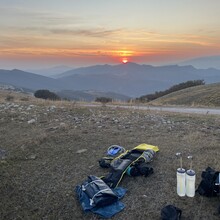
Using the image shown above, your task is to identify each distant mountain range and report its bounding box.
[26,65,73,77]
[57,62,220,96]
[25,55,220,77]
[0,69,64,91]
[1,62,220,99]
[179,55,220,70]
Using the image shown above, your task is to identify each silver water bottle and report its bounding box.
[176,153,186,197]
[186,155,196,197]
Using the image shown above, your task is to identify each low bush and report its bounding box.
[95,97,112,105]
[5,95,14,101]
[34,90,60,101]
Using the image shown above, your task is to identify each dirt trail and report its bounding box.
[83,103,220,115]
[119,105,220,115]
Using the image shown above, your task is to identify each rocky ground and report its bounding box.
[0,91,220,219]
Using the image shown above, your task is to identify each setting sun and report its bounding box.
[122,58,128,64]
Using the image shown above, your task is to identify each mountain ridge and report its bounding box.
[1,63,220,97]
[58,62,220,96]
[0,69,64,91]
[179,55,220,69]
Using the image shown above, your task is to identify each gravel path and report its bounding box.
[82,103,220,115]
[122,105,220,115]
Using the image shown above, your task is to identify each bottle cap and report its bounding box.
[177,168,185,173]
[186,169,195,176]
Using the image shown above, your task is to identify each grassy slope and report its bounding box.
[149,83,220,107]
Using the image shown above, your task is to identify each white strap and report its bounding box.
[90,188,111,206]
[82,179,103,191]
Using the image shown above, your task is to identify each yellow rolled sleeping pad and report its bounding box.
[133,143,159,152]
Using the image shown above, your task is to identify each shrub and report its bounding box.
[95,97,112,104]
[20,97,29,101]
[5,95,14,101]
[34,90,60,101]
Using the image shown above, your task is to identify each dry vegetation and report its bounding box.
[149,83,220,107]
[0,91,220,220]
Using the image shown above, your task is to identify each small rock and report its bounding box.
[21,111,29,115]
[20,145,26,151]
[60,122,66,128]
[46,126,58,131]
[28,119,36,124]
[30,155,37,160]
[0,149,6,160]
[26,105,35,110]
[89,165,95,169]
[48,105,56,111]
[76,149,87,154]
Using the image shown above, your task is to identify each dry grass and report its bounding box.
[149,83,220,107]
[0,91,220,220]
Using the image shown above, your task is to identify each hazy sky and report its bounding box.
[1,0,220,69]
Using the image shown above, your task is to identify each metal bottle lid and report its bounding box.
[186,169,195,176]
[177,168,186,173]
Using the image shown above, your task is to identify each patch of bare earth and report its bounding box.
[0,93,220,219]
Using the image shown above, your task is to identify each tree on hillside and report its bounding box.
[95,97,112,106]
[137,80,205,102]
[34,89,60,101]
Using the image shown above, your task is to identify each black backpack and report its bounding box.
[196,167,220,197]
[79,175,118,207]
[161,205,182,220]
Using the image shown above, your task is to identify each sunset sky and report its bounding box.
[1,0,220,69]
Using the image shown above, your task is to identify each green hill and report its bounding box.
[149,82,220,107]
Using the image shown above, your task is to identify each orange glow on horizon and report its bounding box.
[116,50,134,57]
[1,46,216,67]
